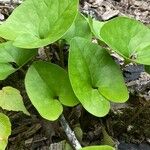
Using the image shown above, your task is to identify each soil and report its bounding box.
[0,0,150,150]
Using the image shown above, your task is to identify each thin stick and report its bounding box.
[0,0,22,4]
[60,115,82,150]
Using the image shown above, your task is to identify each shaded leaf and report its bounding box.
[74,124,83,142]
[69,37,128,117]
[101,127,115,147]
[25,61,79,121]
[0,0,79,48]
[50,140,73,150]
[0,41,37,80]
[145,65,150,74]
[0,86,29,115]
[62,13,92,43]
[64,141,73,150]
[80,145,115,150]
[100,17,150,65]
[0,113,11,150]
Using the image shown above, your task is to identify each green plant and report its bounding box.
[0,87,29,149]
[80,146,115,150]
[100,17,150,65]
[25,61,78,121]
[0,41,37,80]
[0,113,11,150]
[145,65,150,74]
[0,0,150,149]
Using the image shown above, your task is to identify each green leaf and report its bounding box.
[100,17,150,65]
[145,65,150,74]
[0,0,79,48]
[25,61,79,121]
[0,64,15,80]
[62,13,92,43]
[0,86,29,115]
[64,141,73,150]
[69,37,128,117]
[80,145,115,150]
[0,41,37,80]
[74,124,83,142]
[88,17,105,39]
[0,113,11,150]
[101,127,115,147]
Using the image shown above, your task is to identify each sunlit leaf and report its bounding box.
[0,86,29,115]
[100,17,150,65]
[0,113,11,150]
[62,13,92,43]
[25,61,79,121]
[69,37,128,117]
[88,17,105,39]
[0,0,79,48]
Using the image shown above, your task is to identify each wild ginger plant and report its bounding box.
[0,0,149,149]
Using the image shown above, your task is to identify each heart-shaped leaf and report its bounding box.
[0,41,37,80]
[25,61,79,121]
[80,145,115,150]
[0,0,79,48]
[69,37,128,117]
[100,17,150,65]
[0,113,11,150]
[62,13,92,43]
[0,86,29,115]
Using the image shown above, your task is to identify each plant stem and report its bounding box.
[45,48,51,61]
[58,40,65,68]
[59,115,82,150]
[57,41,81,149]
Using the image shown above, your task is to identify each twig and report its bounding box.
[0,5,13,9]
[60,115,82,150]
[0,0,22,4]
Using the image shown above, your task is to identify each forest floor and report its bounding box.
[0,0,150,150]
